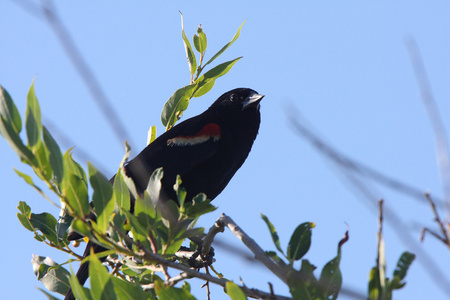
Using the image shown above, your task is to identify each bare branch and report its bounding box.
[422,192,450,249]
[110,223,291,299]
[202,219,225,255]
[38,0,133,148]
[142,272,191,290]
[420,227,447,244]
[406,38,450,217]
[287,108,450,295]
[286,107,440,206]
[376,199,387,297]
[217,213,289,285]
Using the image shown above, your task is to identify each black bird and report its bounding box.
[65,88,264,299]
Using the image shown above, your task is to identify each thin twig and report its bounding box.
[43,241,84,260]
[286,107,441,206]
[288,108,450,295]
[42,118,111,173]
[268,282,275,298]
[39,0,133,148]
[161,265,171,282]
[422,192,450,249]
[142,272,192,290]
[148,230,158,254]
[420,228,447,244]
[205,266,211,300]
[406,38,450,216]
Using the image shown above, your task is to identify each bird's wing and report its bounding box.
[125,115,223,194]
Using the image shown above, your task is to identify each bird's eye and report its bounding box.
[230,93,237,102]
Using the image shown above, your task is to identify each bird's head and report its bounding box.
[209,88,264,113]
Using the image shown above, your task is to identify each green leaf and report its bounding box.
[161,83,197,129]
[31,255,70,296]
[62,150,89,218]
[0,85,35,164]
[265,251,287,266]
[261,213,284,255]
[113,168,130,211]
[318,230,347,299]
[63,149,87,181]
[390,251,415,290]
[293,260,319,298]
[368,267,380,300]
[318,252,342,299]
[147,168,164,204]
[26,80,42,149]
[180,12,197,76]
[287,222,314,261]
[193,26,207,53]
[288,264,316,300]
[147,125,157,145]
[63,173,89,218]
[287,260,319,298]
[89,163,114,232]
[0,84,22,133]
[226,281,247,300]
[146,168,180,226]
[17,201,33,231]
[121,167,139,201]
[122,209,150,244]
[111,276,148,300]
[33,140,52,181]
[109,211,126,243]
[299,259,318,283]
[89,250,117,300]
[69,271,92,300]
[34,233,46,242]
[193,57,242,98]
[43,126,64,186]
[30,212,59,245]
[164,236,186,256]
[134,192,156,232]
[71,219,93,240]
[177,227,205,241]
[154,280,196,300]
[38,288,60,300]
[204,20,246,68]
[174,175,187,208]
[14,168,59,207]
[183,193,216,218]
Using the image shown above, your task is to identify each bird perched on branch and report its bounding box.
[65,88,264,300]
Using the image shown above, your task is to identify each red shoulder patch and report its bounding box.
[167,123,221,146]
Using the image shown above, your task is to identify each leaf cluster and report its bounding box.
[1,16,247,299]
[161,13,245,130]
[368,201,415,300]
[0,15,419,300]
[2,83,217,299]
[368,252,415,300]
[261,214,348,300]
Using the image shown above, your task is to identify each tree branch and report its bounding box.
[110,222,291,299]
[216,213,289,285]
[39,0,133,148]
[406,38,450,217]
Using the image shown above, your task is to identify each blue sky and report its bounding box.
[1,2,450,299]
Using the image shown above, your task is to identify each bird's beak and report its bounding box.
[243,93,265,109]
